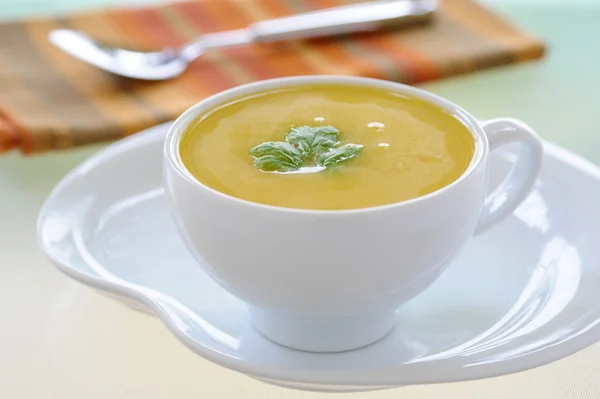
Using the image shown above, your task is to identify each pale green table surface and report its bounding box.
[1,1,600,398]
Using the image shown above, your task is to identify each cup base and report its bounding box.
[250,308,397,353]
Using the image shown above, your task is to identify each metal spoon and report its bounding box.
[48,0,437,80]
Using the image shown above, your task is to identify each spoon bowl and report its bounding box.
[49,29,190,80]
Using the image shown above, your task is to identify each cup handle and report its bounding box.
[474,118,544,235]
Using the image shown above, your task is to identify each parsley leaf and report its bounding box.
[317,144,363,167]
[286,125,339,156]
[250,141,302,172]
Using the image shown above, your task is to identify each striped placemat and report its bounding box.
[0,0,545,154]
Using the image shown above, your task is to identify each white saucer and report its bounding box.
[38,123,600,392]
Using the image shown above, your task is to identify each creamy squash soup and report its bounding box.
[180,84,475,210]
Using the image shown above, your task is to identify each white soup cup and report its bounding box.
[164,76,543,352]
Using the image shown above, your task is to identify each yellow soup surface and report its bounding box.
[180,84,475,210]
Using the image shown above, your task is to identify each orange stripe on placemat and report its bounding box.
[64,12,172,130]
[0,21,94,152]
[88,11,184,127]
[0,50,38,153]
[268,0,373,76]
[270,0,366,76]
[296,0,399,80]
[303,37,387,80]
[374,13,477,78]
[0,101,25,153]
[247,0,353,76]
[204,0,298,77]
[0,62,29,152]
[106,8,207,119]
[196,0,311,78]
[331,0,444,85]
[0,59,24,153]
[444,0,545,62]
[326,0,442,83]
[125,6,236,94]
[364,33,443,83]
[24,19,126,149]
[171,0,270,82]
[427,11,509,75]
[162,4,253,85]
[39,13,161,145]
[278,0,408,82]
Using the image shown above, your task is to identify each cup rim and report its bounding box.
[164,75,488,214]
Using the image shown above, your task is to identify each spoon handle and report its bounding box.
[249,0,436,43]
[183,0,436,61]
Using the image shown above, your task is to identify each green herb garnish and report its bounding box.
[316,143,364,167]
[286,125,339,156]
[250,125,363,173]
[249,141,301,172]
